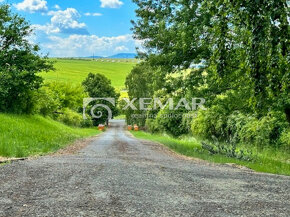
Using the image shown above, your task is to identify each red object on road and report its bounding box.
[98,124,105,131]
[128,125,132,131]
[134,125,139,131]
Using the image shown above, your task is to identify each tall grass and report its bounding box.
[131,131,290,176]
[0,113,99,157]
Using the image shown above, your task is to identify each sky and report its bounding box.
[1,0,139,57]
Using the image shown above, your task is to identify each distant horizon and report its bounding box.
[48,52,137,59]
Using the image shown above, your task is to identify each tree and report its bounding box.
[82,73,119,125]
[125,62,158,126]
[0,5,54,113]
[132,0,289,119]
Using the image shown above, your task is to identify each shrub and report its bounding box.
[32,86,60,116]
[181,111,197,135]
[191,105,229,139]
[145,117,160,133]
[56,108,83,127]
[227,111,288,148]
[46,82,86,111]
[280,129,290,150]
[153,105,188,137]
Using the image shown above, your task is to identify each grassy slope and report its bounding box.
[0,114,99,157]
[131,131,290,176]
[40,59,136,90]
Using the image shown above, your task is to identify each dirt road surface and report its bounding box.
[0,120,289,216]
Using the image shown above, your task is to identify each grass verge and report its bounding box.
[0,113,100,157]
[131,131,290,176]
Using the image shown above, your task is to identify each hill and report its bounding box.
[108,53,137,59]
[40,58,136,90]
[0,114,98,157]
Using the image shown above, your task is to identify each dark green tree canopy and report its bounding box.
[82,73,120,125]
[0,4,53,113]
[132,0,289,117]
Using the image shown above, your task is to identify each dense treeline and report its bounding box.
[126,0,289,149]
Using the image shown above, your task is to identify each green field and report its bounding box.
[0,114,99,157]
[131,131,290,176]
[40,58,136,90]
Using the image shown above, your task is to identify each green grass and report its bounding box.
[40,58,136,90]
[114,114,126,120]
[131,131,290,176]
[0,113,99,158]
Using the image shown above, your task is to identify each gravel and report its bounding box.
[0,120,289,217]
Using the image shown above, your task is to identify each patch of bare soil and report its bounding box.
[52,135,101,156]
[0,157,27,164]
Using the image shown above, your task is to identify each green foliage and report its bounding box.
[32,85,60,116]
[153,105,188,137]
[132,0,289,117]
[129,0,290,155]
[44,82,85,112]
[280,129,290,150]
[0,5,54,114]
[125,63,158,126]
[191,106,229,139]
[82,73,120,125]
[193,109,289,149]
[231,112,288,148]
[32,82,92,127]
[56,108,83,127]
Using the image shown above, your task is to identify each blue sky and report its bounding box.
[1,0,139,57]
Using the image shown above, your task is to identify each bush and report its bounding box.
[151,105,188,137]
[145,117,160,133]
[32,86,60,116]
[45,82,85,112]
[181,111,197,135]
[226,111,288,147]
[280,129,290,150]
[56,109,83,127]
[191,105,229,139]
[192,107,289,148]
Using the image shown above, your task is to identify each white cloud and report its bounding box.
[14,0,48,13]
[34,8,88,35]
[115,45,129,52]
[37,34,138,57]
[100,0,123,8]
[54,4,60,10]
[84,12,102,17]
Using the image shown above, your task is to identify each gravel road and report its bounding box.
[0,120,289,217]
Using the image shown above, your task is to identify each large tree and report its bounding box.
[132,0,289,118]
[0,4,53,113]
[82,73,119,125]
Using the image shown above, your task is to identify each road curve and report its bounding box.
[0,120,289,216]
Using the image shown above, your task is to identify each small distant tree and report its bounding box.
[0,5,54,113]
[82,73,119,125]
